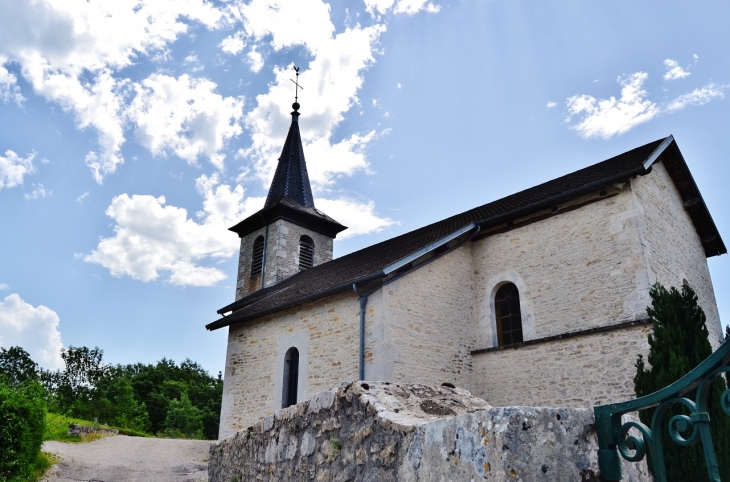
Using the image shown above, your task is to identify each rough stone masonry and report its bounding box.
[208,382,650,481]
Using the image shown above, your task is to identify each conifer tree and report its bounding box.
[634,283,730,482]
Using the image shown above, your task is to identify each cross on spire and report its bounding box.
[290,66,303,105]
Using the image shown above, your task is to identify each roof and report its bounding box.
[264,106,315,209]
[207,136,725,331]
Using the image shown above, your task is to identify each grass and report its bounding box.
[27,451,61,481]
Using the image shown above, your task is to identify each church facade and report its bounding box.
[207,103,726,440]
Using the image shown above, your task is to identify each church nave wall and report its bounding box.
[471,186,651,349]
[631,161,723,348]
[219,292,360,439]
[470,323,651,408]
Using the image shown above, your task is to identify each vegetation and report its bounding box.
[0,374,47,481]
[634,283,730,482]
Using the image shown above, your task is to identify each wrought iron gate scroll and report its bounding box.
[594,340,730,482]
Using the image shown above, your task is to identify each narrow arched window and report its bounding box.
[251,236,264,279]
[299,235,314,271]
[282,347,299,408]
[495,283,523,346]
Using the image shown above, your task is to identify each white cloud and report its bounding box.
[76,191,90,204]
[246,46,264,73]
[128,74,244,170]
[315,198,396,239]
[693,54,699,62]
[0,284,9,291]
[24,183,52,200]
[666,83,725,112]
[0,150,36,189]
[566,72,660,139]
[85,174,262,286]
[0,0,225,182]
[0,64,24,105]
[566,72,727,139]
[546,101,557,109]
[364,0,440,15]
[239,22,385,188]
[397,82,401,89]
[664,59,690,81]
[220,32,246,55]
[0,293,64,370]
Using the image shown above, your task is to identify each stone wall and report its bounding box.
[235,220,334,299]
[219,292,361,439]
[209,382,651,482]
[365,246,478,389]
[67,424,119,437]
[471,185,651,350]
[631,161,724,348]
[471,323,652,408]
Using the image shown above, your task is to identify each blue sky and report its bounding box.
[1,0,728,375]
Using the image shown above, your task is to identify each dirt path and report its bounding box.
[42,435,211,482]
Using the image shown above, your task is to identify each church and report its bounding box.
[207,101,726,440]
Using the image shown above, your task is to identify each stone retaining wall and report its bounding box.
[67,424,119,437]
[209,382,650,481]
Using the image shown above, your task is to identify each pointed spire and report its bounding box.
[264,102,315,209]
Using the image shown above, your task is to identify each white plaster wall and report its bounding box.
[631,161,724,348]
[219,292,359,439]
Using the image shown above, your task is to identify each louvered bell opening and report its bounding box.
[299,236,314,271]
[250,236,264,278]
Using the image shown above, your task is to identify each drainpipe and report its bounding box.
[259,214,269,290]
[352,224,481,381]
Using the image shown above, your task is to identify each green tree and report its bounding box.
[634,283,730,481]
[0,346,38,386]
[163,391,203,439]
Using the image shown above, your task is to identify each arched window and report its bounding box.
[282,347,299,408]
[299,235,314,270]
[250,236,264,279]
[495,283,523,346]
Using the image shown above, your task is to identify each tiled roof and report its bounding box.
[264,107,315,209]
[207,136,725,330]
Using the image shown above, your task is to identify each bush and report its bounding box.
[0,377,47,481]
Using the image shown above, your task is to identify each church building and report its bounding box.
[207,101,726,440]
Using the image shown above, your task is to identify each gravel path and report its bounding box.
[41,435,211,482]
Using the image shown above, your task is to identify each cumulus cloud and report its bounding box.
[76,191,90,204]
[546,101,557,109]
[0,284,9,291]
[0,64,24,105]
[220,32,246,55]
[315,198,396,239]
[566,72,727,139]
[0,293,64,370]
[364,0,441,15]
[664,59,690,80]
[128,74,244,170]
[0,150,36,189]
[24,183,52,200]
[566,72,659,139]
[0,0,225,182]
[85,174,262,286]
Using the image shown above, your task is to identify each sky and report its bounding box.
[1,0,729,376]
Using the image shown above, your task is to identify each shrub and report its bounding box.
[0,377,47,481]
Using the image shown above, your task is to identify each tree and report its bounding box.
[163,391,203,439]
[634,283,730,481]
[0,346,38,386]
[0,376,46,481]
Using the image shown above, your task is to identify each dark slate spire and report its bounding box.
[264,102,315,209]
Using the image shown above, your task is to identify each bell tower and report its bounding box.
[228,99,347,300]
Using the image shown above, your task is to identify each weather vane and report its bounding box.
[290,66,303,104]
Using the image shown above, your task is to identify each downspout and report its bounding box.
[352,224,481,381]
[259,214,269,290]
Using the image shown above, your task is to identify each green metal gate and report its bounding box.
[594,340,730,481]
